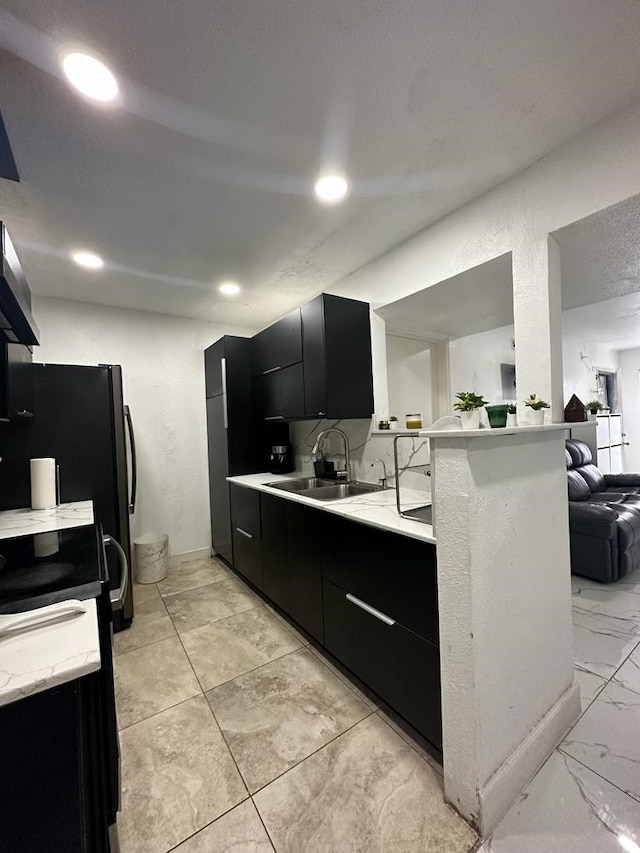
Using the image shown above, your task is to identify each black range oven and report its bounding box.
[0,524,121,852]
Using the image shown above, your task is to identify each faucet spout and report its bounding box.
[311,427,351,480]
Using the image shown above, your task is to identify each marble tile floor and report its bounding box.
[115,556,477,853]
[116,558,640,852]
[482,568,640,851]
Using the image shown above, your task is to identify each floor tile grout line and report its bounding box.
[556,744,640,805]
[159,569,255,601]
[163,795,253,853]
[200,643,311,696]
[172,601,267,639]
[117,689,204,734]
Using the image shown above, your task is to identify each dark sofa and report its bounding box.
[566,439,640,583]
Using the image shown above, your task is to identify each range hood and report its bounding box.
[0,222,39,347]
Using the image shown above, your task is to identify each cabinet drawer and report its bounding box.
[287,502,324,643]
[323,579,442,748]
[251,310,302,376]
[232,523,263,589]
[230,484,261,536]
[322,516,438,644]
[253,363,304,421]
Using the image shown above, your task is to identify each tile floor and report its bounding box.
[114,557,640,853]
[481,569,640,852]
[114,557,477,853]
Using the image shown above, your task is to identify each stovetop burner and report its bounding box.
[0,525,105,613]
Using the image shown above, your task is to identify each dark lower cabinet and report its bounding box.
[286,502,324,643]
[323,579,442,749]
[230,484,263,589]
[260,493,289,610]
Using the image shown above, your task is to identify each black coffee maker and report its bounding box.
[269,443,294,474]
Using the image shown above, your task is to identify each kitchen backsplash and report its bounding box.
[289,417,432,497]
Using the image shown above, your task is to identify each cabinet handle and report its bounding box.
[262,365,282,375]
[265,415,285,421]
[346,593,395,626]
[221,357,228,429]
[236,527,254,539]
[317,412,326,416]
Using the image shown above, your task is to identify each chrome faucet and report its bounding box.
[312,427,351,480]
[371,458,388,488]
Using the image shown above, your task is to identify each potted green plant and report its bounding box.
[585,400,604,420]
[505,403,517,427]
[453,391,488,429]
[389,415,400,431]
[524,393,550,425]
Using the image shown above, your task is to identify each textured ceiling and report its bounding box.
[2,1,640,327]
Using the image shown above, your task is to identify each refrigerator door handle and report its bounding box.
[104,534,130,612]
[124,405,137,514]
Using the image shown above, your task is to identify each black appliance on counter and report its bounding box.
[0,524,122,852]
[269,443,293,474]
[0,363,136,631]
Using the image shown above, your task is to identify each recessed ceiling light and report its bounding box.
[314,174,349,204]
[72,251,104,270]
[62,53,118,103]
[219,281,241,296]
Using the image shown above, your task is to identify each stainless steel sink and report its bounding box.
[265,477,335,493]
[301,481,384,501]
[265,478,385,501]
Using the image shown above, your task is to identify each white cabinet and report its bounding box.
[596,414,624,474]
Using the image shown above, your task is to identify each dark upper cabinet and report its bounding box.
[0,342,34,421]
[253,363,305,421]
[251,309,302,377]
[251,294,374,422]
[0,223,39,347]
[204,338,225,398]
[302,294,373,419]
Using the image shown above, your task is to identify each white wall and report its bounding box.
[32,296,254,556]
[617,348,640,471]
[562,307,619,406]
[386,334,433,427]
[449,325,515,407]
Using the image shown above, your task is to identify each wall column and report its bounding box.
[512,235,564,421]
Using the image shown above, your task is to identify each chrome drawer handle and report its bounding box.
[236,527,254,539]
[346,593,395,626]
[262,366,282,375]
[265,415,285,421]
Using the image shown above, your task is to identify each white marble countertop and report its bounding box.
[418,423,571,439]
[0,598,101,708]
[0,501,95,540]
[227,473,435,544]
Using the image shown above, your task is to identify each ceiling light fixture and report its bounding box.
[72,250,104,270]
[62,53,118,103]
[218,281,241,296]
[314,174,349,204]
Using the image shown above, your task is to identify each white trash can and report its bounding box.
[134,533,169,583]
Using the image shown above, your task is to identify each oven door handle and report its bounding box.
[104,534,129,612]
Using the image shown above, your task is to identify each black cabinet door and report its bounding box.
[301,295,327,418]
[0,681,87,852]
[204,338,225,399]
[230,485,263,588]
[253,362,305,421]
[322,294,373,419]
[286,502,324,642]
[260,493,289,610]
[251,309,302,376]
[206,395,232,564]
[322,516,438,644]
[323,579,442,748]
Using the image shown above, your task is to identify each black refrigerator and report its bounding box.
[0,363,136,631]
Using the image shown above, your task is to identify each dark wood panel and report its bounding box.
[323,294,373,419]
[207,395,232,564]
[204,338,225,399]
[232,524,263,589]
[323,578,442,748]
[301,295,327,418]
[286,501,324,642]
[251,309,302,376]
[253,362,305,420]
[322,515,438,644]
[260,492,289,610]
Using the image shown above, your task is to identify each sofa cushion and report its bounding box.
[566,439,593,468]
[576,463,607,493]
[568,469,591,501]
[589,492,640,506]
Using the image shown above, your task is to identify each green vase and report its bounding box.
[486,405,508,428]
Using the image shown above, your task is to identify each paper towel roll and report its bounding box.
[34,530,60,557]
[30,458,57,510]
